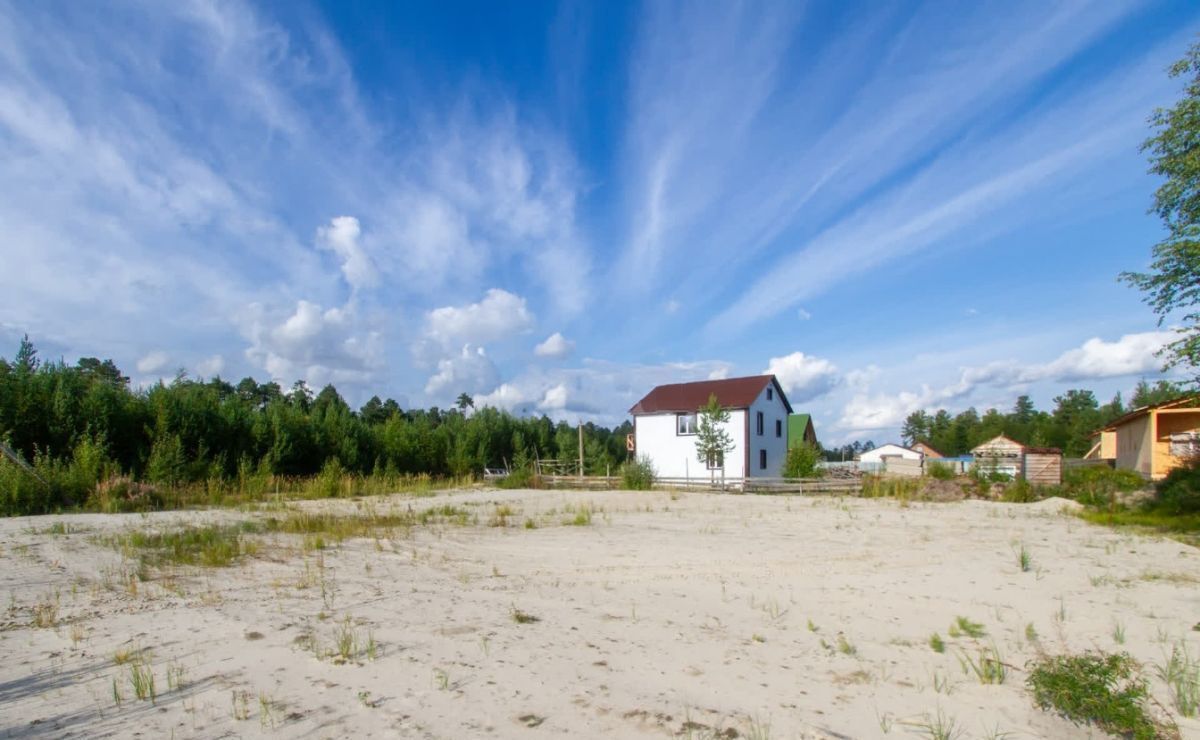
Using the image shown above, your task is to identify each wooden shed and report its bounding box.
[971,435,1025,478]
[1022,447,1062,486]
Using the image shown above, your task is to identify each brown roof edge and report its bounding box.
[1096,395,1200,433]
[1024,447,1062,455]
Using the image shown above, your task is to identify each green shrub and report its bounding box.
[925,461,955,480]
[1063,465,1148,507]
[1026,651,1172,740]
[1155,458,1200,515]
[1001,479,1040,503]
[496,468,543,489]
[782,443,823,479]
[619,455,655,490]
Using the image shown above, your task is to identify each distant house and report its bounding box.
[1088,397,1200,479]
[858,443,922,464]
[629,375,792,480]
[787,414,818,449]
[971,435,1062,484]
[911,441,943,459]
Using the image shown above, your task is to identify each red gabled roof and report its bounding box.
[629,375,792,415]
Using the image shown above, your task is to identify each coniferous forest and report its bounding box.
[895,380,1184,459]
[0,337,632,515]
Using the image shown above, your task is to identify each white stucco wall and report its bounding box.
[859,444,922,464]
[635,409,747,480]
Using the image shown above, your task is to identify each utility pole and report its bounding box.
[577,421,584,479]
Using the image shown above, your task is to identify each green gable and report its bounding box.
[788,414,816,448]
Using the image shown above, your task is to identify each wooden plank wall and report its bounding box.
[1024,453,1062,486]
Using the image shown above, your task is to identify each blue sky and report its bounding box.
[1,1,1198,444]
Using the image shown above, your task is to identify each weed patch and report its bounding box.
[1026,651,1175,740]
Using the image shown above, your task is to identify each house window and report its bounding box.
[756,411,764,436]
[759,449,767,470]
[767,388,773,401]
[676,413,698,435]
[775,419,782,438]
[706,451,723,469]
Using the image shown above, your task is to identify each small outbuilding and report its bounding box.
[1088,397,1200,479]
[971,435,1062,484]
[787,414,818,449]
[858,443,922,464]
[911,441,944,459]
[1023,447,1063,486]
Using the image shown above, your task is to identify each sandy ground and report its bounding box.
[1,489,1199,739]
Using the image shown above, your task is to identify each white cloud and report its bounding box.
[617,0,1143,311]
[425,289,534,347]
[764,351,839,403]
[1042,331,1172,382]
[317,216,377,291]
[534,332,574,358]
[797,308,812,321]
[239,300,382,387]
[839,388,934,432]
[475,382,528,411]
[424,344,499,397]
[834,330,1176,433]
[195,354,225,377]
[539,383,569,411]
[136,351,170,374]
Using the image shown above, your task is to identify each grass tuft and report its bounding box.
[948,616,986,639]
[1156,641,1200,717]
[1027,651,1175,740]
[929,633,945,653]
[511,607,541,624]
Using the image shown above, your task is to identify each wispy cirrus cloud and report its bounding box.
[0,0,589,401]
[612,0,1159,339]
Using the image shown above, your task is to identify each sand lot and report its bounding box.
[1,489,1198,739]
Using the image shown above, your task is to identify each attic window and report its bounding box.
[676,413,698,436]
[767,388,773,401]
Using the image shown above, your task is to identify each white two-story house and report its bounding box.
[629,375,793,481]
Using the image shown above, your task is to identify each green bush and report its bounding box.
[782,443,823,479]
[619,455,655,490]
[1001,479,1041,503]
[1026,651,1171,740]
[1155,458,1200,515]
[496,468,543,489]
[1063,465,1148,507]
[925,461,955,480]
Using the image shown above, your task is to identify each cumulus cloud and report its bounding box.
[195,354,225,377]
[317,216,377,291]
[475,382,529,411]
[425,289,534,347]
[534,332,574,359]
[764,351,839,403]
[839,389,933,431]
[424,345,500,396]
[239,300,381,386]
[539,383,569,411]
[835,331,1177,433]
[137,351,170,374]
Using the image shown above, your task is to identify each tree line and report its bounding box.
[0,337,632,512]
[897,381,1184,458]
